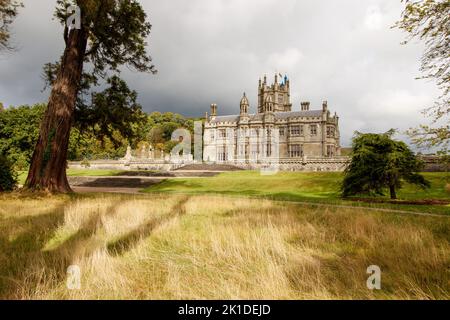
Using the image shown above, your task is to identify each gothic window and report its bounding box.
[327,126,335,138]
[250,144,259,159]
[210,131,215,141]
[279,128,285,136]
[310,125,317,136]
[219,129,226,138]
[326,145,334,157]
[218,146,227,162]
[290,125,300,136]
[266,143,272,157]
[240,128,247,138]
[289,144,303,158]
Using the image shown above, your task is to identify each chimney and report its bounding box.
[301,102,310,111]
[210,103,217,117]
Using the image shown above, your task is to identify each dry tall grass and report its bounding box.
[0,193,448,299]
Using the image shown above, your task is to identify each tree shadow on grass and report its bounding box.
[106,196,190,256]
[48,202,122,258]
[145,179,203,191]
[0,195,191,298]
[0,203,67,298]
[0,197,123,298]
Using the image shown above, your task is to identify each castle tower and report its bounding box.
[258,73,292,113]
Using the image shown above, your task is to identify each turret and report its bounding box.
[240,93,249,115]
[322,101,328,112]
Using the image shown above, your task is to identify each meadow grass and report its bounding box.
[0,193,448,299]
[144,171,450,215]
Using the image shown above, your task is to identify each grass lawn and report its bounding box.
[144,171,450,215]
[17,170,449,214]
[0,193,448,299]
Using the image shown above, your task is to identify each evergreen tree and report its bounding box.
[342,130,430,199]
[26,0,156,192]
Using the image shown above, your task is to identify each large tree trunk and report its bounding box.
[25,29,88,193]
[389,184,397,200]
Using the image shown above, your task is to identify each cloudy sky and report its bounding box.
[0,0,440,147]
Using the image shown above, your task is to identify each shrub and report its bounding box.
[0,155,17,191]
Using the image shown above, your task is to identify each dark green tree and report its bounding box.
[76,75,146,147]
[0,104,46,170]
[0,154,17,191]
[26,0,156,192]
[342,130,430,200]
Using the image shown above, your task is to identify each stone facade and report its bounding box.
[203,75,342,169]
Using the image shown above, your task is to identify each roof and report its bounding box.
[210,115,240,123]
[210,110,324,124]
[274,110,323,119]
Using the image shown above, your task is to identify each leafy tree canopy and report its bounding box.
[76,75,146,147]
[54,0,156,77]
[395,0,449,149]
[342,130,430,199]
[0,102,196,166]
[0,0,22,49]
[0,104,45,170]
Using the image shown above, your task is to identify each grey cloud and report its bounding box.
[0,0,439,147]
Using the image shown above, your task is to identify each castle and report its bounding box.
[203,74,343,170]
